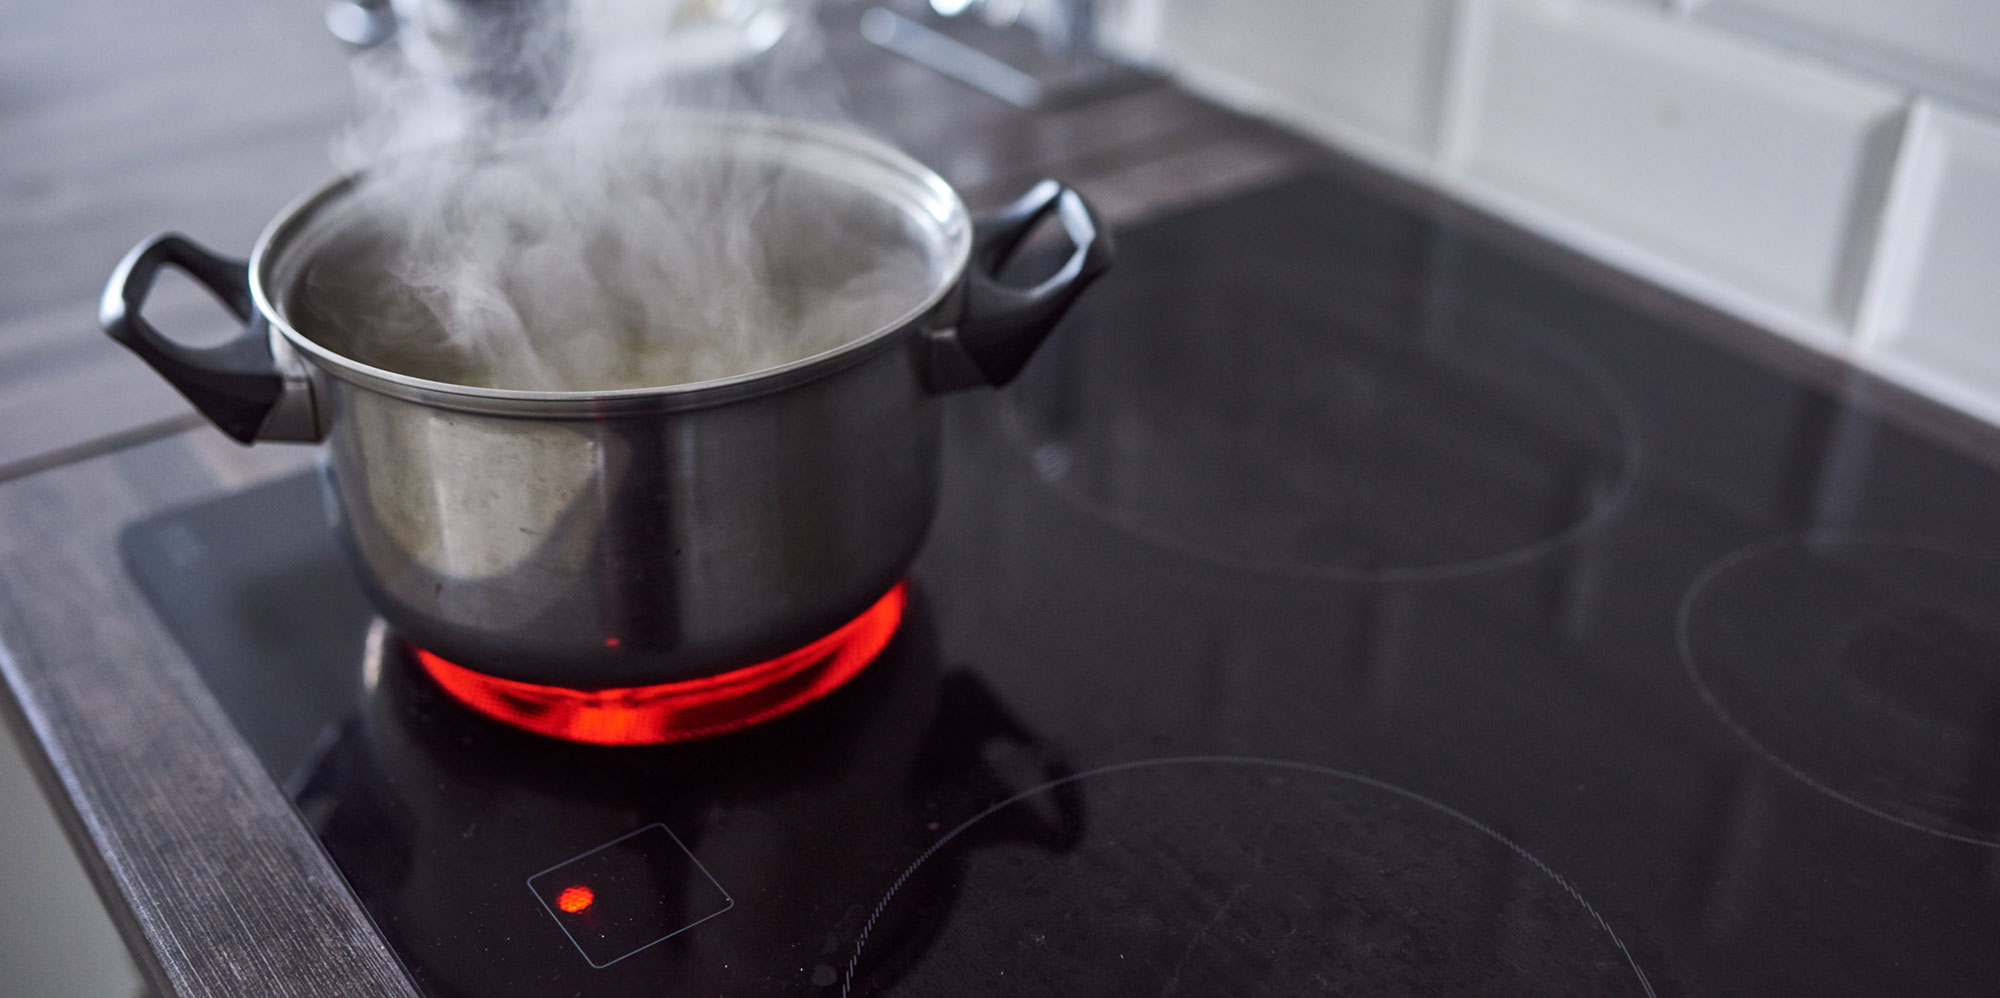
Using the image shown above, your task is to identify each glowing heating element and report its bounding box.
[416,583,906,746]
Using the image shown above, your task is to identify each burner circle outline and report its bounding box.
[843,754,1656,996]
[1002,299,1645,584]
[1678,530,2000,849]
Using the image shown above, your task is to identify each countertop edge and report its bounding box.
[0,433,420,998]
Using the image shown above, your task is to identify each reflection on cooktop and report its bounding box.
[847,758,1651,997]
[1004,219,1638,581]
[1681,533,2000,846]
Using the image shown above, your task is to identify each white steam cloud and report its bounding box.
[290,0,939,392]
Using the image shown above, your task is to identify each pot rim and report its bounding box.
[248,113,972,416]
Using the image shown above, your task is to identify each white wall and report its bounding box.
[1116,0,2000,428]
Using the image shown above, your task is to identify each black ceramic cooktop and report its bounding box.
[124,171,2000,997]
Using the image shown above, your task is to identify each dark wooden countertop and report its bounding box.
[9,3,2000,996]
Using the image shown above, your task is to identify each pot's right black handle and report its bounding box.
[932,180,1113,391]
[100,233,287,444]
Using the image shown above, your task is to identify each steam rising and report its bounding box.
[292,0,941,392]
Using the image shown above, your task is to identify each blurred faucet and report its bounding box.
[861,0,1155,110]
[330,0,799,113]
[930,0,1102,57]
[325,0,398,48]
[326,0,571,113]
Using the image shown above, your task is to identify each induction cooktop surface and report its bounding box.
[124,171,2000,996]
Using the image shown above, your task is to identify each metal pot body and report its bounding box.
[100,115,1111,688]
[316,333,939,686]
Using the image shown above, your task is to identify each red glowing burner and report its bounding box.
[416,583,907,746]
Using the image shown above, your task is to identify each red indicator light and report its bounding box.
[417,582,907,746]
[557,885,595,914]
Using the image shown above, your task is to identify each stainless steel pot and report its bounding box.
[101,116,1110,688]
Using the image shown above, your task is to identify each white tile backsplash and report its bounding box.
[1445,0,1905,334]
[1698,0,2000,117]
[1859,101,2000,424]
[1138,0,2000,427]
[1151,0,1457,153]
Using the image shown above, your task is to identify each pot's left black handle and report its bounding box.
[100,233,310,444]
[930,180,1114,391]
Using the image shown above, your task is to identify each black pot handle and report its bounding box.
[100,233,285,444]
[930,180,1114,391]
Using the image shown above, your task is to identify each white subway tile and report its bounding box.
[1445,0,1905,333]
[1153,0,1457,153]
[1698,0,2000,117]
[1858,101,2000,419]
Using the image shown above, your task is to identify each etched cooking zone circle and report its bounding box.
[1004,245,1639,582]
[1680,533,2000,846]
[846,758,1653,997]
